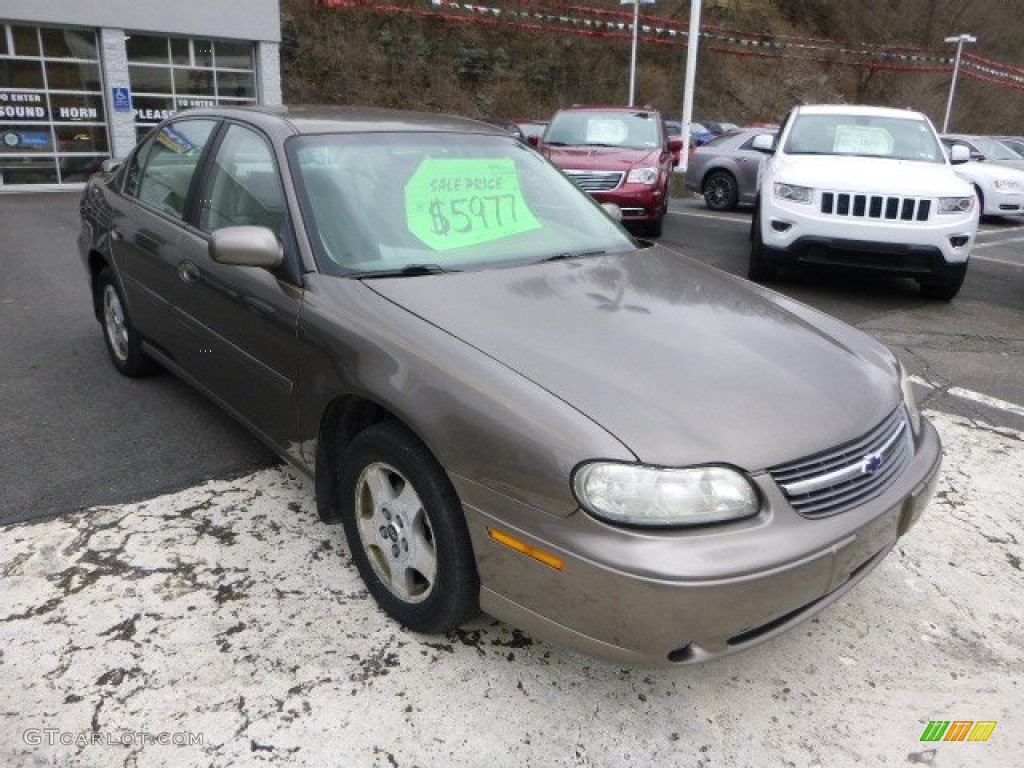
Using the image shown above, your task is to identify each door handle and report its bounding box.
[110,228,121,241]
[178,260,201,283]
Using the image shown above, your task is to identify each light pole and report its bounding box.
[942,33,976,133]
[624,0,655,106]
[678,0,702,174]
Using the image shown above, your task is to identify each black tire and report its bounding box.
[747,207,779,282]
[919,263,967,301]
[96,267,158,377]
[633,190,667,238]
[703,170,739,211]
[644,211,664,238]
[338,421,480,634]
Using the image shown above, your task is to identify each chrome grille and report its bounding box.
[769,408,912,518]
[821,192,932,222]
[564,170,624,193]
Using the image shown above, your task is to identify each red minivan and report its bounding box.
[539,106,682,237]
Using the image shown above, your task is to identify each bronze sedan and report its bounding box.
[79,106,941,665]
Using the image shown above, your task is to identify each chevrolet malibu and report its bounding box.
[79,106,941,666]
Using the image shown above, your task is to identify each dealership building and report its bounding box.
[0,0,281,189]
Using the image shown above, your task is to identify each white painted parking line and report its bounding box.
[667,208,749,225]
[948,387,1024,419]
[1,410,1021,766]
[973,234,1024,249]
[910,376,1024,417]
[971,253,1024,268]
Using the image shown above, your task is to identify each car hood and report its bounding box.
[981,159,1024,172]
[364,247,901,471]
[954,160,1024,183]
[542,145,662,171]
[773,154,973,196]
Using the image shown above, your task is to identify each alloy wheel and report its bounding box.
[354,461,437,603]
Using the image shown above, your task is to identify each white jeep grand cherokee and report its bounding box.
[749,104,978,300]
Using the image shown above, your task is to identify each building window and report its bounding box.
[0,23,107,185]
[126,34,257,143]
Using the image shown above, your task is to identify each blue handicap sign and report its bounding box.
[112,87,132,113]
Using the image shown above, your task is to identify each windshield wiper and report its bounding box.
[357,264,456,278]
[536,249,606,264]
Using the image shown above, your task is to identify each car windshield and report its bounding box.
[544,110,661,150]
[1002,138,1024,155]
[784,113,945,163]
[969,136,1023,160]
[289,131,636,276]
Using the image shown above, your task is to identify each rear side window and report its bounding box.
[134,120,217,218]
[198,124,287,237]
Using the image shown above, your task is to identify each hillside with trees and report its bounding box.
[280,0,1023,132]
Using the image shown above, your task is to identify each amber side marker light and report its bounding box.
[488,528,564,571]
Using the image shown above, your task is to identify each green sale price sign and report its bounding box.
[405,158,541,250]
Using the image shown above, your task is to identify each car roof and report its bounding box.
[794,104,927,119]
[557,105,662,115]
[177,104,508,136]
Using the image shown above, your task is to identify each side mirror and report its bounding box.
[751,134,776,154]
[667,136,684,154]
[948,144,970,165]
[209,226,283,269]
[101,158,123,173]
[527,135,540,147]
[601,202,623,222]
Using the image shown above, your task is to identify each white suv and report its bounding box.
[749,104,978,300]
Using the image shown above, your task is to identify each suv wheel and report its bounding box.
[747,207,779,282]
[919,263,967,301]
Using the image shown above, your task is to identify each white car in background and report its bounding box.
[749,104,978,301]
[946,157,1024,217]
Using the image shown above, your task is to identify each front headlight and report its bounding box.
[773,182,813,204]
[899,362,922,435]
[626,167,659,185]
[937,196,975,214]
[993,179,1023,192]
[572,463,759,527]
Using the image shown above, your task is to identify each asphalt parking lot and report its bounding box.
[1,191,1022,767]
[0,192,275,526]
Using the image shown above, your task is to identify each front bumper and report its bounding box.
[980,186,1024,216]
[762,196,975,265]
[588,184,665,222]
[456,416,942,666]
[763,237,969,281]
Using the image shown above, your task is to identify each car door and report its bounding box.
[109,119,219,363]
[170,121,302,446]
